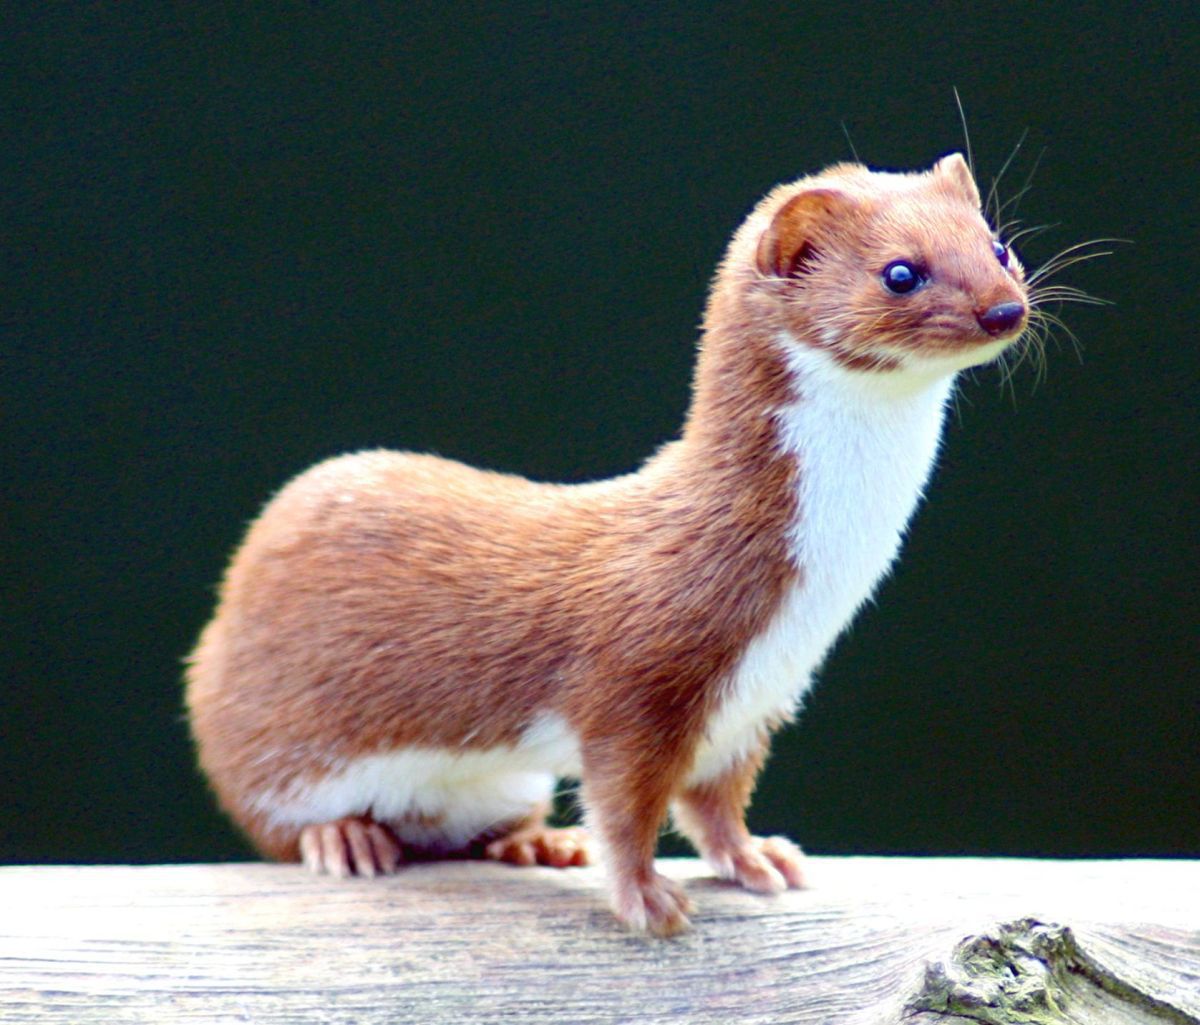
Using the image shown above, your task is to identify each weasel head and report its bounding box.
[732,153,1028,381]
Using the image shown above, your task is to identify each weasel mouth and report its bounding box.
[976,301,1027,338]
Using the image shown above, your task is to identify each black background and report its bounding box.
[6,3,1198,864]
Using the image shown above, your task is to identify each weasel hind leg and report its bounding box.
[484,803,593,868]
[673,749,807,894]
[299,815,404,879]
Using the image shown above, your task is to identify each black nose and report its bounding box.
[977,301,1026,337]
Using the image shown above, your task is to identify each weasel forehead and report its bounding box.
[823,165,974,207]
[858,169,928,193]
[870,203,1014,292]
[875,200,988,251]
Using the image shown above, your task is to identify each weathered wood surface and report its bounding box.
[1,858,1197,1024]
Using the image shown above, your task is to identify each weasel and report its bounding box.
[187,153,1030,936]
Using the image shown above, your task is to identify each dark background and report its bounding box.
[5,4,1197,865]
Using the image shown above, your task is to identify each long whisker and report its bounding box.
[1028,308,1085,362]
[1004,222,1057,248]
[986,128,1029,228]
[977,136,1116,396]
[1028,242,1124,284]
[996,180,1036,222]
[993,146,1046,227]
[953,87,975,178]
[840,120,860,163]
[992,350,1012,401]
[1030,285,1111,307]
[1012,319,1051,393]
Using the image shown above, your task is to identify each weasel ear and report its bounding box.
[934,152,981,208]
[756,188,855,278]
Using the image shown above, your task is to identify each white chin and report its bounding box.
[908,335,1020,377]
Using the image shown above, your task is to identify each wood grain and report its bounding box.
[1,858,1197,1023]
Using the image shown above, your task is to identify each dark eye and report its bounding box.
[993,239,1010,267]
[882,260,922,294]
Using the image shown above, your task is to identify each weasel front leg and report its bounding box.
[672,744,807,894]
[581,737,697,937]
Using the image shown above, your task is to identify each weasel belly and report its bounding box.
[249,714,582,851]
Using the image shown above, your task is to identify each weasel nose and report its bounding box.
[976,301,1026,337]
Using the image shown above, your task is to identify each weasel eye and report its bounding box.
[993,239,1010,267]
[882,260,922,294]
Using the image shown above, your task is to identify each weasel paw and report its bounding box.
[485,826,592,868]
[612,873,693,937]
[712,835,807,894]
[299,817,403,879]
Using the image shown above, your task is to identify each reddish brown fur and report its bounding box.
[189,315,801,865]
[187,153,1027,933]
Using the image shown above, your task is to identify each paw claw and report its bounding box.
[367,822,403,874]
[759,835,807,889]
[613,872,693,937]
[711,835,807,893]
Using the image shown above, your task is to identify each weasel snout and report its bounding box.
[976,300,1027,338]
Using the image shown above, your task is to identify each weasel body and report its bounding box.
[188,154,1029,935]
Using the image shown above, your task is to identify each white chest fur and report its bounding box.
[688,344,955,783]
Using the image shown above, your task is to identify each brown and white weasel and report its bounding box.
[187,153,1031,936]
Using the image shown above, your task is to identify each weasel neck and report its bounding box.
[777,337,954,573]
[654,311,956,786]
[677,271,957,480]
[675,306,956,589]
[675,314,796,476]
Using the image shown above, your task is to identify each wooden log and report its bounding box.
[1,858,1197,1023]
